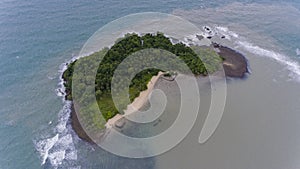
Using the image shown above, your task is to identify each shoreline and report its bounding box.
[105,71,164,128]
[63,42,249,143]
[68,71,165,143]
[212,42,249,78]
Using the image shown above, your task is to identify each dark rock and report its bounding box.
[212,42,220,48]
[70,105,95,143]
[212,43,248,78]
[196,35,204,40]
[115,118,126,128]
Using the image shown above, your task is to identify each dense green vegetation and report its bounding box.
[63,32,223,130]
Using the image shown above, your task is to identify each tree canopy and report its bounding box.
[62,32,223,129]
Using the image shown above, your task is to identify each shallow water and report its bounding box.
[1,0,300,169]
[154,51,300,169]
[152,4,300,168]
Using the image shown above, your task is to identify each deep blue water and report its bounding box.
[1,0,300,168]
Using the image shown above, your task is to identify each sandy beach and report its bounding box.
[105,71,165,128]
[68,44,248,143]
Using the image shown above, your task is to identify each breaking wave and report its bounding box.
[34,102,78,168]
[215,26,300,82]
[34,56,81,169]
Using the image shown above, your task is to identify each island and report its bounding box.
[62,32,248,143]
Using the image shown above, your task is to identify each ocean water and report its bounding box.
[1,0,300,169]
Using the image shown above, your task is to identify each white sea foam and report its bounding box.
[66,149,78,160]
[237,41,300,81]
[213,26,300,82]
[47,150,66,166]
[296,48,300,56]
[215,26,239,39]
[46,138,78,167]
[34,102,78,168]
[35,134,59,165]
[35,54,81,168]
[55,88,64,97]
[47,75,56,80]
[181,25,300,82]
[34,25,300,168]
[56,102,72,133]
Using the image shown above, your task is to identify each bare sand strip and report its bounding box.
[105,71,164,128]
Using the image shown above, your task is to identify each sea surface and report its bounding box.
[1,0,300,169]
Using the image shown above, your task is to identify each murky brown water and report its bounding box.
[152,52,300,169]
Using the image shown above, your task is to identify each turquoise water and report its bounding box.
[1,0,300,168]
